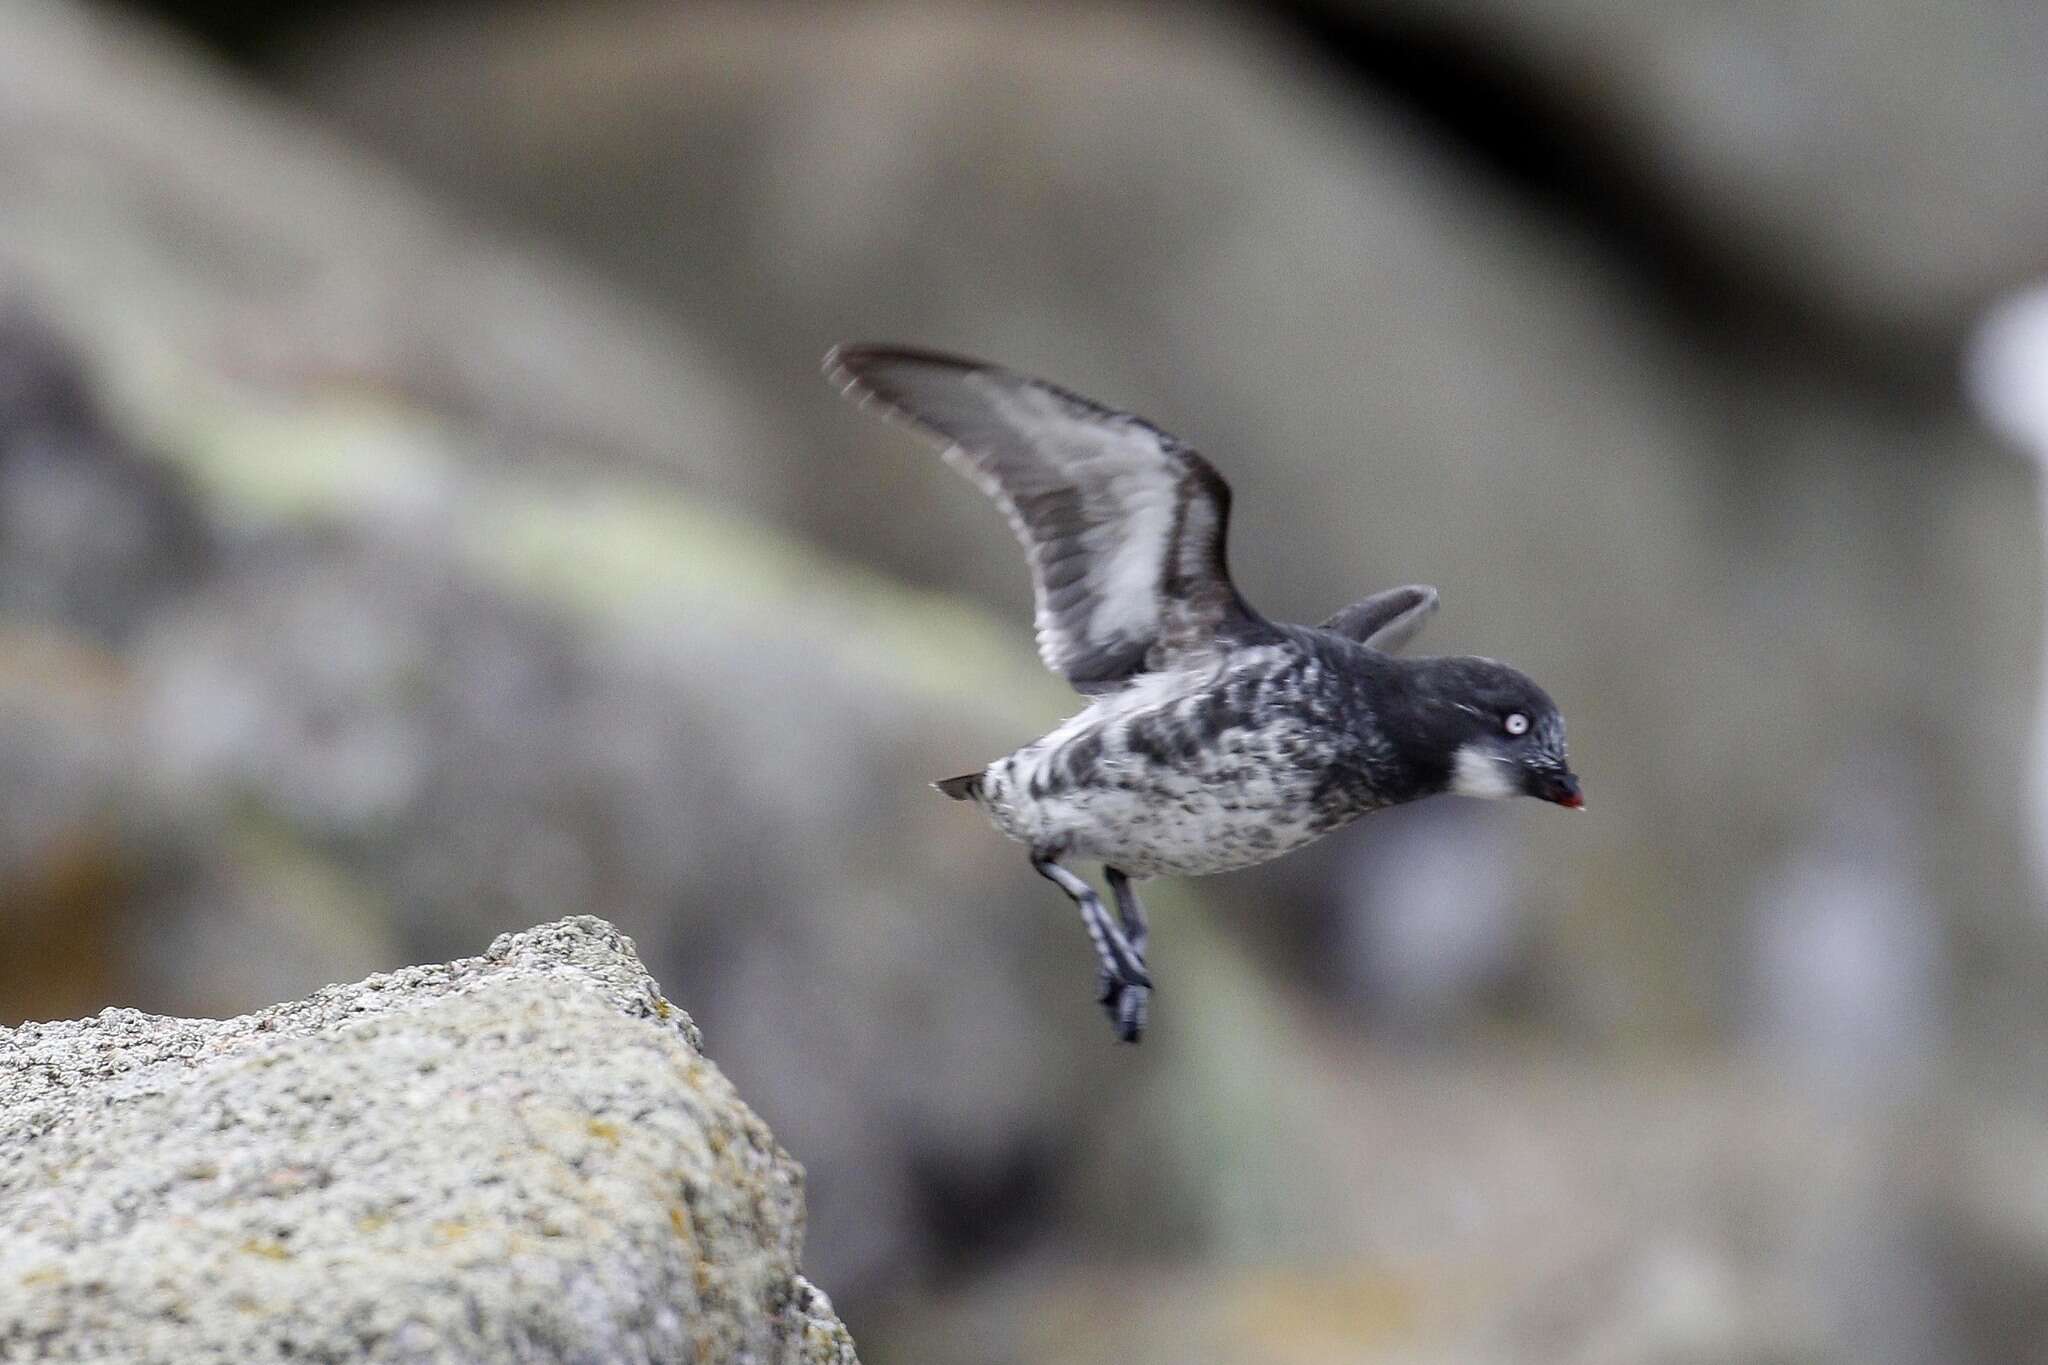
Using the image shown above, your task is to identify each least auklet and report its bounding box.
[826,344,1582,1042]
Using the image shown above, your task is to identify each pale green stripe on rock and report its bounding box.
[161,384,1068,724]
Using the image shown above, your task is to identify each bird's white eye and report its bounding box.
[1504,712,1530,736]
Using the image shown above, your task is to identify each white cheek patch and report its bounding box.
[1451,744,1519,800]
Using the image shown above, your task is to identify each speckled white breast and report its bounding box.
[1010,750,1329,876]
[977,649,1361,877]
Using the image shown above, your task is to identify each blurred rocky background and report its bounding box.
[4,0,2047,1360]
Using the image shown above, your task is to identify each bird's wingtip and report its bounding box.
[821,342,864,383]
[823,343,887,403]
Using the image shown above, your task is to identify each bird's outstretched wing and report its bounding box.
[827,344,1266,693]
[1321,584,1439,653]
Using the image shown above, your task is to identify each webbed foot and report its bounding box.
[1034,853,1153,1042]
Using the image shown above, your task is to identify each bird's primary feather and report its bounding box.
[825,344,1267,693]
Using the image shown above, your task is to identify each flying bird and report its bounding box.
[826,345,1581,1042]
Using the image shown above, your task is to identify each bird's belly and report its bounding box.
[1076,786,1328,875]
[999,754,1338,877]
[977,658,1375,877]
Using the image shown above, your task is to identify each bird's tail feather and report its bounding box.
[933,771,985,802]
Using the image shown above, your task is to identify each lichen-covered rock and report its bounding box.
[0,917,859,1365]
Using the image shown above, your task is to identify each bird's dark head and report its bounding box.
[1396,655,1583,809]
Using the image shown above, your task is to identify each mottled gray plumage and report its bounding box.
[827,345,1581,1041]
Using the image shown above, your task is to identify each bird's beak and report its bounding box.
[1533,769,1585,810]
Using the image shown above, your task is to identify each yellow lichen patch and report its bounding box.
[238,1239,292,1262]
[19,1267,64,1288]
[430,1221,469,1244]
[462,481,1061,720]
[586,1119,621,1144]
[170,392,457,529]
[1216,1264,1423,1359]
[668,1205,693,1241]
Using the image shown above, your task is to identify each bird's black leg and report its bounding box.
[1102,867,1151,1042]
[1032,853,1151,1042]
[1104,866,1149,958]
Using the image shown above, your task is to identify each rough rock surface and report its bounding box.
[0,917,860,1365]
